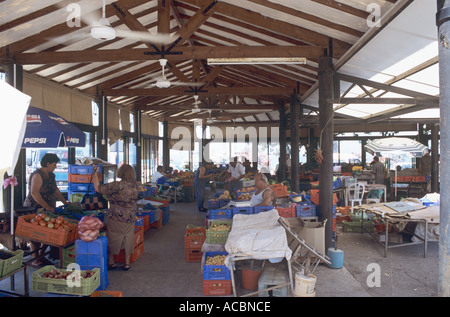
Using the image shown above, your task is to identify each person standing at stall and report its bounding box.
[93,164,140,271]
[250,173,276,207]
[371,156,385,185]
[193,161,215,212]
[23,153,70,267]
[226,156,246,200]
[419,149,432,192]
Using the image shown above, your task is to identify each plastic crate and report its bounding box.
[162,206,170,225]
[62,244,76,268]
[207,209,233,220]
[296,204,316,218]
[253,206,273,214]
[0,249,24,278]
[258,264,289,297]
[207,199,222,210]
[15,213,79,246]
[343,220,374,233]
[90,291,123,297]
[150,210,163,229]
[231,206,253,217]
[114,241,144,263]
[203,251,231,280]
[185,247,203,263]
[135,217,144,227]
[32,265,101,296]
[276,205,296,218]
[68,173,102,183]
[270,184,288,198]
[69,164,103,175]
[206,220,232,244]
[203,279,232,296]
[75,237,108,291]
[235,187,256,200]
[68,182,96,193]
[185,227,206,249]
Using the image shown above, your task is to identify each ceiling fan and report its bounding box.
[55,0,173,44]
[149,59,205,89]
[191,95,201,113]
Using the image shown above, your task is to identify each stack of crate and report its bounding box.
[114,226,145,263]
[184,226,205,263]
[68,164,103,202]
[202,251,232,296]
[75,236,108,290]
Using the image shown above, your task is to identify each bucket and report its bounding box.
[241,268,263,291]
[327,248,344,269]
[294,273,316,297]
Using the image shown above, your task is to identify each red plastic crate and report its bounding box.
[15,214,78,247]
[185,247,203,263]
[203,280,232,296]
[270,184,288,198]
[276,205,296,218]
[68,173,102,183]
[185,227,206,249]
[114,241,144,263]
[137,215,150,232]
[133,226,144,248]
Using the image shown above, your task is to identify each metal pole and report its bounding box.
[437,0,450,297]
[318,56,335,251]
[431,123,439,192]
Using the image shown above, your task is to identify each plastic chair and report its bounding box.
[366,189,384,204]
[348,183,365,211]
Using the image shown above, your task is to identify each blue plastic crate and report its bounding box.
[333,178,343,189]
[231,206,253,217]
[207,199,222,210]
[161,206,170,225]
[207,209,233,220]
[203,251,231,280]
[75,237,108,290]
[295,204,316,218]
[69,164,103,175]
[135,217,144,227]
[253,206,273,214]
[68,182,96,193]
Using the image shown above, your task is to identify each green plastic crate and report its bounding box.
[32,265,100,296]
[343,220,374,233]
[0,250,24,278]
[206,220,232,244]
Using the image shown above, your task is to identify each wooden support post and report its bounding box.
[290,94,300,193]
[318,56,335,252]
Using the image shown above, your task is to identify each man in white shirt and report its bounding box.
[151,165,170,183]
[226,156,246,199]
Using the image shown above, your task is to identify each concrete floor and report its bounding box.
[0,199,440,298]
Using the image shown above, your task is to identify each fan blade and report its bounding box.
[170,82,206,87]
[115,29,174,44]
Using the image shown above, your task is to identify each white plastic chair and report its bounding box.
[348,183,365,211]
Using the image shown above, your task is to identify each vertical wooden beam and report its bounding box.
[135,108,142,182]
[279,102,287,182]
[163,120,170,171]
[97,95,108,161]
[290,94,300,193]
[318,56,335,252]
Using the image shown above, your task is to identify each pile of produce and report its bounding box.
[205,254,226,266]
[218,190,231,200]
[40,268,95,280]
[29,213,73,230]
[64,202,83,214]
[78,216,103,242]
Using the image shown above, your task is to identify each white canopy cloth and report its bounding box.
[0,81,30,213]
[224,209,292,266]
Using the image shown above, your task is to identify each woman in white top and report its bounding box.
[250,173,276,207]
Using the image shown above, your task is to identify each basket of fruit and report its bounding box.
[32,265,100,296]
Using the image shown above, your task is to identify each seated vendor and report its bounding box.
[250,173,276,207]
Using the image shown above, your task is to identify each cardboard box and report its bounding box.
[298,220,326,255]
